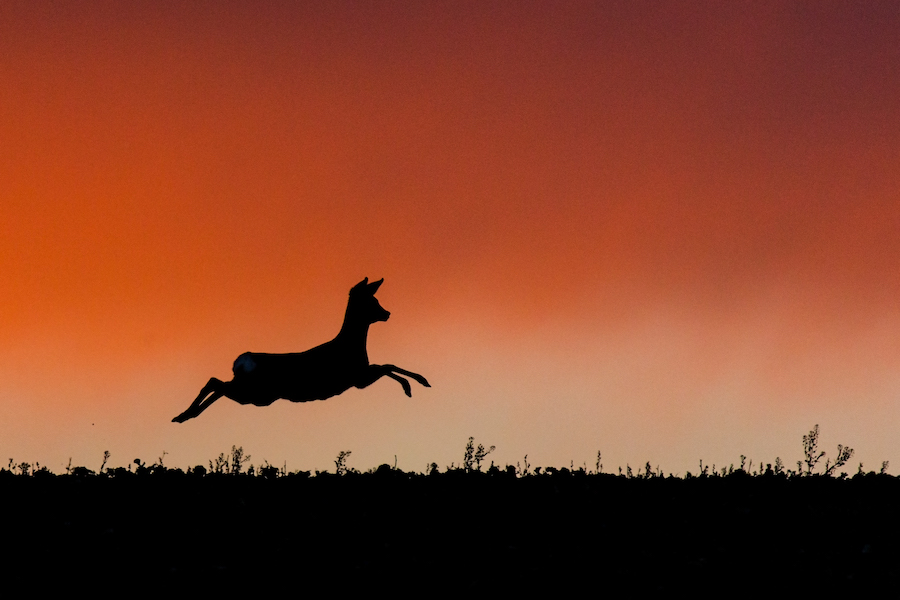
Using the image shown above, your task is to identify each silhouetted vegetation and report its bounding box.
[2,426,897,593]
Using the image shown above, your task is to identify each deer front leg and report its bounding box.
[382,364,430,388]
[357,365,413,396]
[386,372,413,396]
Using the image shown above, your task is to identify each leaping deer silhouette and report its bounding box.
[172,278,430,423]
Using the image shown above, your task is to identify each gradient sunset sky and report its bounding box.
[2,2,899,474]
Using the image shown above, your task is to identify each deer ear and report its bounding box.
[367,278,384,294]
[350,278,369,294]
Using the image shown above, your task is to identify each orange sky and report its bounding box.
[2,2,899,474]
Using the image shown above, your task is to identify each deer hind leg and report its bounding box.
[172,377,229,423]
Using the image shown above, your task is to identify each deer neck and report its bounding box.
[336,320,370,342]
[335,307,372,350]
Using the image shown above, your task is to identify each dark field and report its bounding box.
[5,456,899,595]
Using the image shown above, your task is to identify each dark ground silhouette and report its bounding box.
[4,459,898,594]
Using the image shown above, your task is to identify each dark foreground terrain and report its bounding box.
[3,460,899,594]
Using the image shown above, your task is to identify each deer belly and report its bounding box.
[281,379,354,402]
[233,354,355,403]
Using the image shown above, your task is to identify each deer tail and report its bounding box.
[233,352,257,375]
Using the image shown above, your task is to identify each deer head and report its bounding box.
[348,277,390,323]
